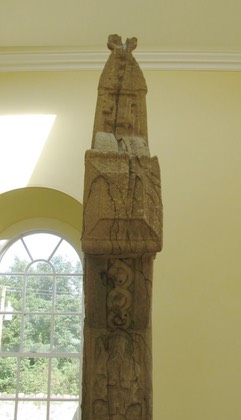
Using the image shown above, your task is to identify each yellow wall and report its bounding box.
[0,71,100,200]
[148,71,241,420]
[0,187,83,254]
[1,69,241,419]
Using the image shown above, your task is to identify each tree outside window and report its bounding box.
[0,232,83,420]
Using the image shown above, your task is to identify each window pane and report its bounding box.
[52,240,80,271]
[23,233,61,261]
[0,357,18,394]
[49,401,79,420]
[1,315,21,352]
[24,315,51,352]
[0,240,30,272]
[18,401,47,420]
[0,400,15,420]
[53,316,82,353]
[55,276,82,313]
[51,358,80,398]
[0,275,23,311]
[0,232,83,419]
[25,274,53,313]
[19,358,49,396]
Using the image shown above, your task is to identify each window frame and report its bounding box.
[0,231,83,420]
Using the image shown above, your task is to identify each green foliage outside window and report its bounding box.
[0,255,82,396]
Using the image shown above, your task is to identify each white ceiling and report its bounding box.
[1,0,241,52]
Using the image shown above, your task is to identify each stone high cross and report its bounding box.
[81,34,163,420]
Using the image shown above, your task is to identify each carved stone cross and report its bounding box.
[81,34,163,420]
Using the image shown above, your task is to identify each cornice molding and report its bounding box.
[1,49,241,72]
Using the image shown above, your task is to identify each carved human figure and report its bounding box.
[107,330,138,418]
[94,329,144,419]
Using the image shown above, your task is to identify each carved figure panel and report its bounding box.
[82,151,162,255]
[93,329,147,419]
[92,35,148,144]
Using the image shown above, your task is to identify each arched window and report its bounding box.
[0,232,83,420]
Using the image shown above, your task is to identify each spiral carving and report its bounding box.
[104,259,133,331]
